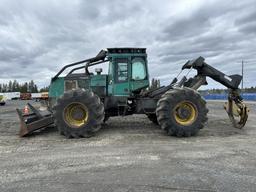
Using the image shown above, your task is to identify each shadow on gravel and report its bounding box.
[1,106,248,139]
[23,125,58,137]
[198,119,246,137]
[21,116,247,139]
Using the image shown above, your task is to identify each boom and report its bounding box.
[177,56,248,128]
[182,56,242,90]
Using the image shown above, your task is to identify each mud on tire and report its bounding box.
[53,89,104,138]
[156,87,208,137]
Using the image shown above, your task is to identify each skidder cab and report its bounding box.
[16,48,249,138]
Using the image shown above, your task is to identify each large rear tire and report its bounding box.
[53,89,104,138]
[156,87,208,137]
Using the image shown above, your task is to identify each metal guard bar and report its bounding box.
[52,50,107,80]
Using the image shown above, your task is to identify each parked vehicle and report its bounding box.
[20,93,31,100]
[0,94,6,106]
[41,92,49,100]
[31,92,49,101]
[0,92,20,100]
[31,93,41,101]
[17,48,249,138]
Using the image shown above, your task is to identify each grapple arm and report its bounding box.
[181,56,249,129]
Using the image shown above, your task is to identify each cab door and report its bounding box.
[113,58,130,96]
[130,57,149,92]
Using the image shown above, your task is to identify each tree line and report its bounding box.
[149,78,161,90]
[0,80,49,93]
[1,79,254,93]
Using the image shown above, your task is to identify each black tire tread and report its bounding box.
[156,87,208,137]
[53,89,104,138]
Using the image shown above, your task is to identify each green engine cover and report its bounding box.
[49,77,64,98]
[49,75,107,98]
[90,75,107,97]
[90,75,107,87]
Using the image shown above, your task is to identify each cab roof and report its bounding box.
[107,48,146,54]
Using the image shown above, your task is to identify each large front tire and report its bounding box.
[156,87,208,137]
[53,89,104,138]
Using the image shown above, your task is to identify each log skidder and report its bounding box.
[16,48,249,138]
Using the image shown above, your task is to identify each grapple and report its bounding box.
[224,90,249,129]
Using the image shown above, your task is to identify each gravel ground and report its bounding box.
[0,100,256,192]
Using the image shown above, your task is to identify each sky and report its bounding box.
[0,0,256,89]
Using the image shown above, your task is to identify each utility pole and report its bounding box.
[241,60,244,92]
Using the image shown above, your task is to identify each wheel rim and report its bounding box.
[173,101,197,126]
[63,102,89,128]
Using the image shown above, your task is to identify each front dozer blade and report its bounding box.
[16,103,54,137]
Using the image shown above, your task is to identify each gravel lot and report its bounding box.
[0,100,256,192]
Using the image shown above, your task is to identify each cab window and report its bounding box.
[132,58,146,80]
[116,59,128,82]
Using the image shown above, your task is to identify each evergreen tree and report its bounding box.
[8,80,12,92]
[40,86,49,92]
[34,84,38,93]
[20,82,28,93]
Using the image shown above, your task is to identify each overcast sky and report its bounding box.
[0,0,256,89]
